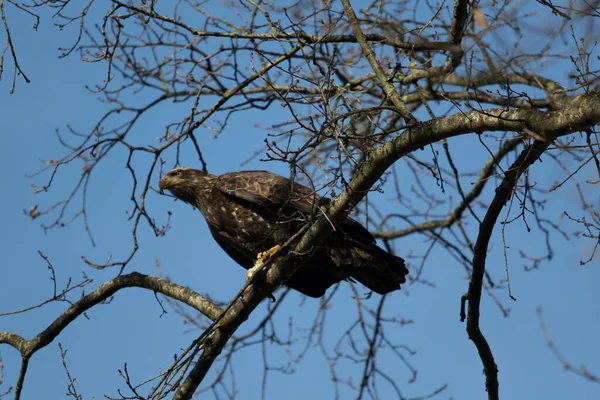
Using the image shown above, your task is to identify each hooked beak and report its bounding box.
[158,175,172,194]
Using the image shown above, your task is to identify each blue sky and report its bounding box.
[1,2,599,400]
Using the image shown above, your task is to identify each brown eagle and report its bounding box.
[158,168,408,298]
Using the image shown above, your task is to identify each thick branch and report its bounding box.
[450,0,470,45]
[326,92,600,232]
[173,92,600,399]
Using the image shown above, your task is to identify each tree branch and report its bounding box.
[173,91,600,399]
[374,137,522,239]
[461,140,550,400]
[0,272,222,399]
[341,0,416,124]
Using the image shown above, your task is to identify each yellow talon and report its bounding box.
[256,244,281,264]
[248,245,282,283]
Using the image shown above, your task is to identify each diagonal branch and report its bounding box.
[0,0,32,93]
[173,92,600,399]
[340,0,416,125]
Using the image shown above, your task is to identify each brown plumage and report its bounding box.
[158,168,408,298]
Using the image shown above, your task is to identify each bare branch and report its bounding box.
[0,272,222,399]
[462,140,549,400]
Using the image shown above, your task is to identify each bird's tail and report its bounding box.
[332,239,409,294]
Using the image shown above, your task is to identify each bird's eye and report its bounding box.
[175,170,183,177]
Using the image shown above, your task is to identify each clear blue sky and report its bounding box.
[0,2,599,400]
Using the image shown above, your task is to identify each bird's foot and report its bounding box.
[247,244,281,283]
[247,245,281,302]
[256,244,281,264]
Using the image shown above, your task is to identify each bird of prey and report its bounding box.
[158,168,408,298]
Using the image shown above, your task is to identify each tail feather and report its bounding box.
[330,237,409,294]
[349,245,408,294]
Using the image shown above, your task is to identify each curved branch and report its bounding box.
[0,272,222,399]
[325,92,600,234]
[461,140,550,400]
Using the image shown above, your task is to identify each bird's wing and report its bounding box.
[208,225,255,270]
[217,170,376,244]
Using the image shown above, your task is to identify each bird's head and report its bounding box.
[159,167,211,205]
[159,167,194,192]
